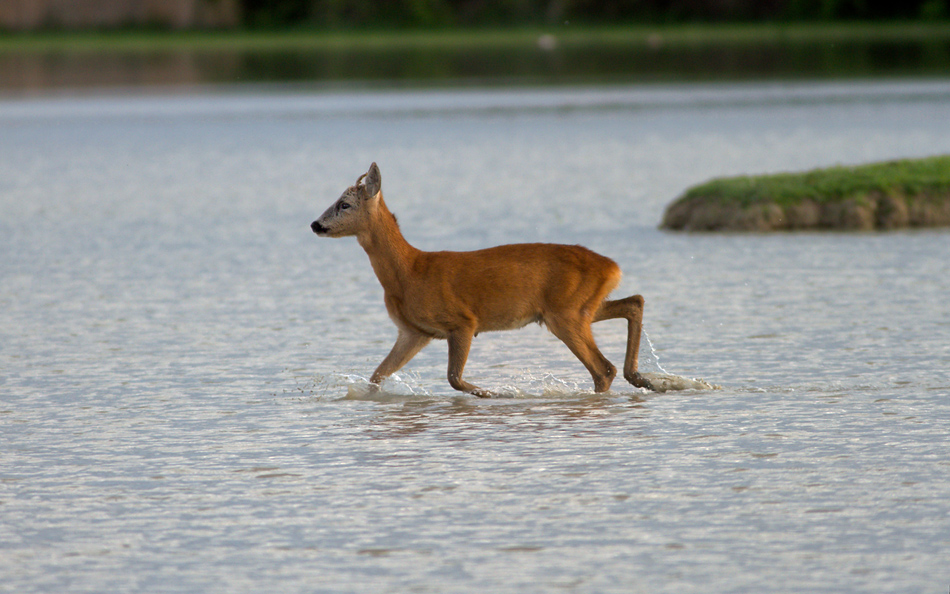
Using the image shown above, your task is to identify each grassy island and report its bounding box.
[661,155,950,232]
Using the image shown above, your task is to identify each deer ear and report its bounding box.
[363,162,381,198]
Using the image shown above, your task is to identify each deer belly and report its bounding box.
[478,312,543,333]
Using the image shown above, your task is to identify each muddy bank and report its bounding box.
[662,191,950,231]
[661,156,950,231]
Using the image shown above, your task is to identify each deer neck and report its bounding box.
[356,197,418,292]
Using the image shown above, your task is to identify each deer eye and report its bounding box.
[339,202,351,210]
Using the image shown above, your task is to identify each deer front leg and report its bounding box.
[370,328,431,387]
[447,328,491,397]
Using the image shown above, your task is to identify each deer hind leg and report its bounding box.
[370,328,431,386]
[594,295,654,391]
[545,314,617,393]
[447,327,492,398]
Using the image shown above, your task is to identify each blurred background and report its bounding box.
[2,0,949,93]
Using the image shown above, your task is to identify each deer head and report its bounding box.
[311,162,382,238]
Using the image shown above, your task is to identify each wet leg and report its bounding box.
[447,327,491,397]
[546,314,616,392]
[594,295,654,391]
[370,328,431,386]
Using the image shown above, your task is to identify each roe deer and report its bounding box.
[311,162,654,396]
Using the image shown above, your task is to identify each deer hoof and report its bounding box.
[625,371,655,391]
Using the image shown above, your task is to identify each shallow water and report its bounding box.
[2,80,950,593]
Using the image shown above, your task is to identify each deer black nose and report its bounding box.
[311,220,325,234]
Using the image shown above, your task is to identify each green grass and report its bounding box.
[3,21,950,54]
[680,155,950,207]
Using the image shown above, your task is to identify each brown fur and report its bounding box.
[311,163,653,396]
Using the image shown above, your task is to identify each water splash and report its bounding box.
[641,372,719,392]
[641,328,669,374]
[522,372,585,398]
[340,371,436,401]
[638,328,720,392]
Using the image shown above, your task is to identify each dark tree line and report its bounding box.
[241,0,949,28]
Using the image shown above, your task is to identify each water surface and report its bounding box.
[2,80,950,593]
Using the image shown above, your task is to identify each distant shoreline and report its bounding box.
[3,21,950,53]
[3,21,950,95]
[661,156,950,232]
